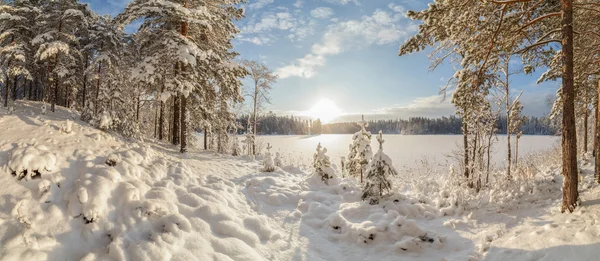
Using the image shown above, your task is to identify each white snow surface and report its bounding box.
[2,101,600,261]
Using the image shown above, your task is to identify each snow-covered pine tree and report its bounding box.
[313,143,334,185]
[32,0,91,112]
[0,0,39,107]
[346,115,372,183]
[362,131,397,204]
[117,0,245,153]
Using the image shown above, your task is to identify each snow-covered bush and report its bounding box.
[262,143,275,172]
[274,152,283,167]
[41,103,47,114]
[7,144,56,181]
[231,135,240,156]
[346,116,373,182]
[362,131,398,204]
[313,143,335,185]
[60,119,73,134]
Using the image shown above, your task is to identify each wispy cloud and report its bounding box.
[311,7,334,19]
[248,0,275,10]
[276,7,416,79]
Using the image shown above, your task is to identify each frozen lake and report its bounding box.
[258,134,560,172]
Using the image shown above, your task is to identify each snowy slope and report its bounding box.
[2,101,600,261]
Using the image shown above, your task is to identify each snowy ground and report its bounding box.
[1,101,600,261]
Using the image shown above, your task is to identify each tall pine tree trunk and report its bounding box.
[28,79,32,100]
[180,94,187,152]
[51,20,62,113]
[560,0,579,213]
[158,74,166,140]
[172,95,180,145]
[12,75,17,101]
[584,88,589,155]
[595,79,600,183]
[463,121,469,180]
[82,55,88,109]
[3,74,9,107]
[179,9,189,153]
[94,43,104,115]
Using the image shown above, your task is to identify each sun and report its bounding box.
[306,99,342,123]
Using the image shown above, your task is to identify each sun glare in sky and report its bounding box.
[306,99,342,123]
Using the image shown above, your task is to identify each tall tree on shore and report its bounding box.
[242,60,277,155]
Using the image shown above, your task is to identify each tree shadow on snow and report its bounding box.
[485,242,600,261]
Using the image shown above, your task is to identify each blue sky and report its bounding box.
[83,0,559,122]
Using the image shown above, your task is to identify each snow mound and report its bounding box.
[7,143,56,181]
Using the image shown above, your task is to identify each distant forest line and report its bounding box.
[236,114,559,136]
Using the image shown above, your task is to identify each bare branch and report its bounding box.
[514,39,561,53]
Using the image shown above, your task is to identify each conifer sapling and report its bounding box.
[362,131,398,205]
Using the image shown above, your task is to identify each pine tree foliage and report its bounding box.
[362,131,398,204]
[346,115,373,183]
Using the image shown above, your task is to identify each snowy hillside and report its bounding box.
[2,102,600,261]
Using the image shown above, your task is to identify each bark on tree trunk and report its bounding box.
[94,43,104,115]
[180,94,187,153]
[463,121,469,180]
[179,2,189,153]
[561,0,579,213]
[584,99,589,155]
[51,20,63,113]
[172,95,180,145]
[12,75,17,101]
[595,79,600,183]
[82,55,88,109]
[158,74,166,140]
[3,74,9,107]
[28,79,32,100]
[136,91,140,123]
[204,131,208,150]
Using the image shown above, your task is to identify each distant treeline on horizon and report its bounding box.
[236,113,559,136]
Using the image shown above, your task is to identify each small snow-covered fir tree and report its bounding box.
[313,143,335,185]
[262,143,275,172]
[362,131,398,204]
[346,115,373,183]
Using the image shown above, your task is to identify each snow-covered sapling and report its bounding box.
[61,119,73,134]
[313,143,335,185]
[346,115,373,183]
[231,135,240,156]
[8,106,14,114]
[262,143,275,172]
[41,103,46,115]
[362,131,398,204]
[274,152,283,167]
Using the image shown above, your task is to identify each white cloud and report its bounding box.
[293,0,304,8]
[276,9,417,79]
[240,36,272,45]
[324,0,360,5]
[242,12,317,45]
[311,7,334,19]
[248,0,274,9]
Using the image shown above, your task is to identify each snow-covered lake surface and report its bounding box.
[259,134,560,171]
